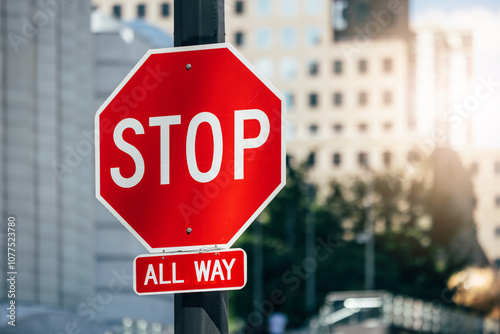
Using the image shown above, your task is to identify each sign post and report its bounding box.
[94,0,285,333]
[173,1,228,333]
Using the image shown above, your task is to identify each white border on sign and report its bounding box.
[95,43,286,253]
[132,248,248,295]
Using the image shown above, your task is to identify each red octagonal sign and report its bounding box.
[95,43,285,252]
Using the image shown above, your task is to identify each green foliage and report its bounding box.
[229,166,454,332]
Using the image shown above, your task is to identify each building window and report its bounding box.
[358,91,368,106]
[309,61,319,76]
[383,91,393,105]
[496,196,500,208]
[333,153,342,167]
[358,123,368,133]
[333,123,343,134]
[280,27,298,48]
[254,58,274,80]
[161,3,170,17]
[235,0,244,14]
[495,161,500,175]
[284,92,294,111]
[495,258,500,270]
[305,25,321,47]
[280,0,298,16]
[495,226,500,237]
[137,4,146,18]
[469,162,479,176]
[358,152,369,169]
[112,5,122,19]
[383,58,393,73]
[279,58,298,80]
[383,151,392,168]
[359,59,367,74]
[235,31,245,46]
[357,3,369,23]
[256,28,273,49]
[334,60,343,75]
[305,0,322,16]
[407,150,420,163]
[333,92,343,107]
[309,93,318,107]
[382,122,393,132]
[307,152,316,167]
[309,124,319,135]
[257,0,272,16]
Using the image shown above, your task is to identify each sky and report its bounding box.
[411,0,500,19]
[410,0,500,148]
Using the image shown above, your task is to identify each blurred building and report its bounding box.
[89,1,500,265]
[235,0,421,190]
[89,0,500,327]
[458,149,500,271]
[91,0,421,191]
[0,0,99,332]
[0,0,93,309]
[91,10,175,333]
[412,26,474,148]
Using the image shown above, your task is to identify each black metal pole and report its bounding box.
[173,1,228,334]
[174,0,225,47]
[175,292,229,334]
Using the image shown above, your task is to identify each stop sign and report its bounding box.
[95,43,285,252]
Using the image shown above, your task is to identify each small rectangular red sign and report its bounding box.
[134,249,247,295]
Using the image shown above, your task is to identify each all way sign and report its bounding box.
[134,249,247,295]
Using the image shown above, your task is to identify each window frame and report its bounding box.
[137,3,146,18]
[358,152,369,169]
[333,92,343,107]
[309,61,319,76]
[333,123,343,134]
[359,59,368,74]
[112,5,122,19]
[383,58,393,73]
[161,3,171,17]
[333,152,342,167]
[383,151,392,168]
[358,91,368,106]
[334,60,343,75]
[235,31,245,46]
[309,124,319,135]
[383,90,393,106]
[309,93,319,108]
[235,0,244,14]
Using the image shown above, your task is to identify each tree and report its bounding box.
[230,160,485,332]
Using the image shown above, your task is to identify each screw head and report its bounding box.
[186,227,192,234]
[186,64,192,71]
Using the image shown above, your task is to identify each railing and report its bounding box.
[309,291,497,334]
